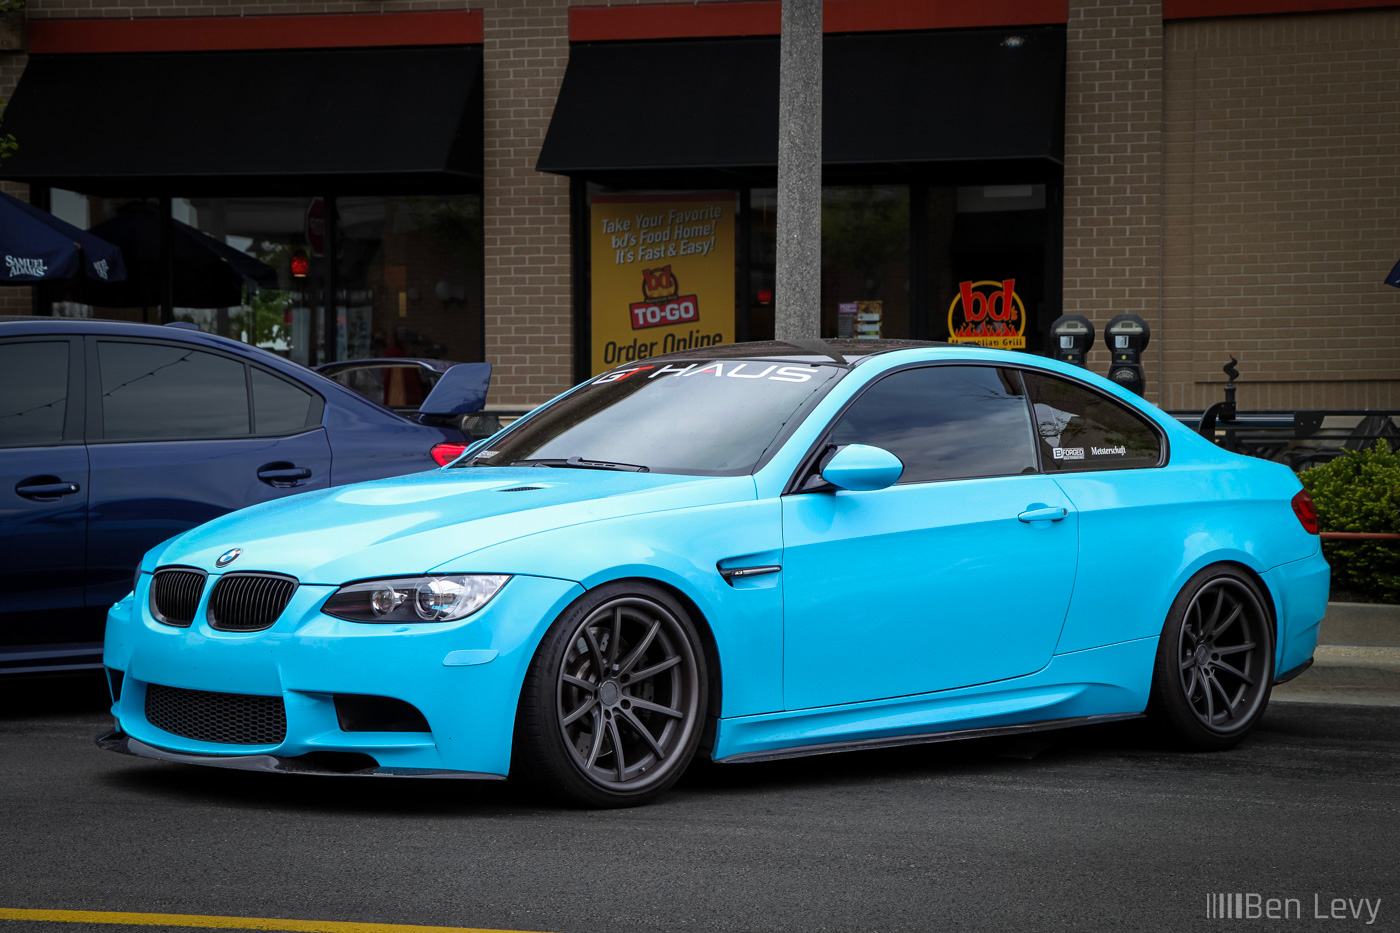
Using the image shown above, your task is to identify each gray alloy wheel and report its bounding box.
[514,582,707,807]
[1149,566,1275,750]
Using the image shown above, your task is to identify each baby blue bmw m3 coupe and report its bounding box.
[100,340,1330,807]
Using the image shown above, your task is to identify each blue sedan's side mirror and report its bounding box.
[820,444,904,492]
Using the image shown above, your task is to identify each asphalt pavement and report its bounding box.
[0,670,1396,933]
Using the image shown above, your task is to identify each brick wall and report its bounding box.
[1063,0,1166,402]
[1161,9,1400,411]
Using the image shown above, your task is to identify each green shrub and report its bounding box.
[1300,440,1400,603]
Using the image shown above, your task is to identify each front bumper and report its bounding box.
[102,572,584,777]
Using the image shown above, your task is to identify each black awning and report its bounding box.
[0,46,482,196]
[537,27,1065,179]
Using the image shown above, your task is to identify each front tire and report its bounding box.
[513,581,707,807]
[1148,565,1275,750]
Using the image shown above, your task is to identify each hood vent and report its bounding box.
[497,486,544,493]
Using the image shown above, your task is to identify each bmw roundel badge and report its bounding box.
[216,547,243,568]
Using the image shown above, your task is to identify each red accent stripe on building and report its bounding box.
[1164,0,1399,18]
[29,10,484,54]
[569,0,1068,42]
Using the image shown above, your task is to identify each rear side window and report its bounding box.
[1021,371,1162,471]
[252,368,315,434]
[98,341,249,440]
[0,341,68,447]
[829,365,1037,483]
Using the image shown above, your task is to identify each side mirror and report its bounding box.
[820,444,904,492]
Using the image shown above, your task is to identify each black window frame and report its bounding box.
[784,361,1043,494]
[0,334,85,449]
[83,335,324,444]
[1014,367,1169,474]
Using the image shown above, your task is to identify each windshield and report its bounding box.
[463,359,842,475]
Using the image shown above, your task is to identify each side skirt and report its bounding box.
[713,713,1145,765]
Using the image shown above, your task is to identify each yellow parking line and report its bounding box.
[0,909,549,933]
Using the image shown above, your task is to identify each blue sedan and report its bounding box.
[100,340,1329,807]
[0,317,480,673]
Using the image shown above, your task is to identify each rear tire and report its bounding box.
[1148,565,1275,750]
[512,581,707,808]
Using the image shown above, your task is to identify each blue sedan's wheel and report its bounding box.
[514,582,707,807]
[1149,566,1275,750]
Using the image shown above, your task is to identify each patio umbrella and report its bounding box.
[73,201,278,309]
[0,190,127,285]
[1386,258,1400,288]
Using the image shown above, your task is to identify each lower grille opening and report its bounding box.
[334,694,432,733]
[145,683,287,746]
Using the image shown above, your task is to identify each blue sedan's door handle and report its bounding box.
[257,463,313,487]
[1018,504,1069,523]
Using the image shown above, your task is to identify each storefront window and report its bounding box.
[41,191,485,367]
[822,186,910,340]
[337,195,484,365]
[936,184,1049,350]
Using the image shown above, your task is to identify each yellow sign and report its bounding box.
[590,193,734,373]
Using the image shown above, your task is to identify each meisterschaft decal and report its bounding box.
[1091,446,1127,456]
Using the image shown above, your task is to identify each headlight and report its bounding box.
[322,574,511,623]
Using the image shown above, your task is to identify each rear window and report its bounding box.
[467,360,840,475]
[0,341,68,447]
[1021,371,1163,471]
[98,341,250,440]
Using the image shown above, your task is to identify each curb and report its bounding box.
[1319,601,1400,648]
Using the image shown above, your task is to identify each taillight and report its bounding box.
[431,443,469,467]
[1291,489,1319,535]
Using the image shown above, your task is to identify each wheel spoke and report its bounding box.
[562,698,596,727]
[582,625,608,676]
[620,708,666,760]
[1184,667,1199,700]
[607,606,623,668]
[1216,641,1256,656]
[1213,658,1253,686]
[1206,587,1226,638]
[1209,674,1236,719]
[630,655,681,683]
[617,620,661,675]
[1202,672,1217,722]
[1212,602,1243,640]
[584,712,605,769]
[607,717,626,780]
[629,696,683,718]
[1179,654,1196,670]
[562,673,596,693]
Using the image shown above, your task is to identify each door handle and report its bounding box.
[257,464,313,487]
[16,479,81,501]
[1018,505,1068,523]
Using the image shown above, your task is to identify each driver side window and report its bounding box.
[829,365,1037,484]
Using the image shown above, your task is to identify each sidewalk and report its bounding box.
[1272,601,1400,707]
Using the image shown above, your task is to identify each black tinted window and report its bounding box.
[830,366,1036,483]
[1021,371,1162,471]
[98,342,249,440]
[252,368,314,434]
[0,341,68,447]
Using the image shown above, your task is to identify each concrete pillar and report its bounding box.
[774,0,822,341]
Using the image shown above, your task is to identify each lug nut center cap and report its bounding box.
[599,681,621,706]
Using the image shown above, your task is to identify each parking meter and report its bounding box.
[1105,313,1151,396]
[1047,314,1095,367]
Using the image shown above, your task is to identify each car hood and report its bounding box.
[148,467,756,584]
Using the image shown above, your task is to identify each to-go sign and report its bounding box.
[629,295,700,330]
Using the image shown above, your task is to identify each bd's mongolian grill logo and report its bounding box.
[630,265,700,331]
[947,279,1027,350]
